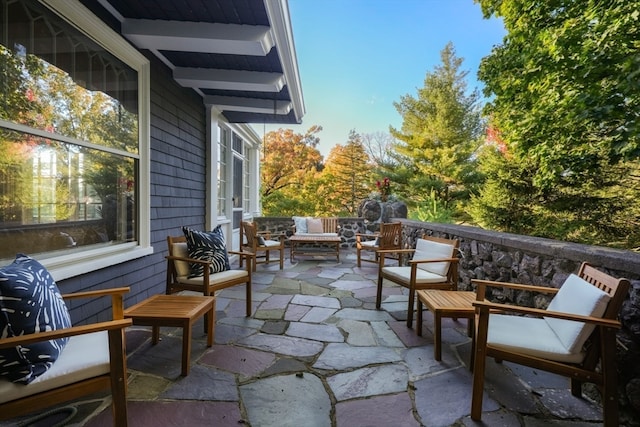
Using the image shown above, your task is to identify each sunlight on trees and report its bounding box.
[387,42,484,223]
[473,0,640,248]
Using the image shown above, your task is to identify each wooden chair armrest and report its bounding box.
[62,287,129,320]
[472,300,621,328]
[0,319,132,349]
[409,257,460,265]
[472,279,559,301]
[356,233,378,242]
[166,255,210,265]
[62,287,130,300]
[472,279,559,294]
[378,248,414,255]
[229,250,255,258]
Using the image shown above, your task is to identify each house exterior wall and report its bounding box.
[60,53,209,324]
[54,35,266,324]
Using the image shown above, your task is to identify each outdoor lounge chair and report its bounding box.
[240,221,284,271]
[470,262,630,427]
[356,222,402,267]
[166,234,253,316]
[376,235,459,328]
[0,287,131,426]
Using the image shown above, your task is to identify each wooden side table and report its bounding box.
[416,290,476,361]
[124,294,215,376]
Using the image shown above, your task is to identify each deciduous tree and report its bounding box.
[473,0,640,248]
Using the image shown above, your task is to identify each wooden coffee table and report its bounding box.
[289,234,341,262]
[124,294,215,376]
[416,290,476,361]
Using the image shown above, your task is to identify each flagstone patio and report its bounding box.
[4,250,606,427]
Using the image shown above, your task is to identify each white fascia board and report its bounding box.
[174,67,284,92]
[264,0,305,123]
[204,95,291,114]
[122,19,274,56]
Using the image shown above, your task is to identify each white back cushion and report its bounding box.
[306,218,323,233]
[544,274,611,354]
[413,239,455,276]
[172,242,191,277]
[292,216,309,233]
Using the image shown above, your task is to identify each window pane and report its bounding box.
[0,0,140,263]
[1,0,139,153]
[217,127,227,216]
[0,128,136,260]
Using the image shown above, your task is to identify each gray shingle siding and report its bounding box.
[59,53,208,325]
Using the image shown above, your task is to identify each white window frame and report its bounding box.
[33,0,152,280]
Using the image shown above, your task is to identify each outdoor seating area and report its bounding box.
[0,249,618,427]
[289,216,342,262]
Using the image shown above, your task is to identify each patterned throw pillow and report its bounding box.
[182,226,230,278]
[0,254,72,384]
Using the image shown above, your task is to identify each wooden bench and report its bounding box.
[290,217,341,262]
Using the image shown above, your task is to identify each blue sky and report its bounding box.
[265,0,506,156]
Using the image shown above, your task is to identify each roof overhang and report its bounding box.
[92,0,304,124]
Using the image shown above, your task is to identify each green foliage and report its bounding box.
[473,0,640,249]
[409,189,455,224]
[388,42,485,221]
[478,0,640,188]
[321,130,371,215]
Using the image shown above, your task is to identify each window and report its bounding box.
[0,0,150,277]
[217,126,228,217]
[232,133,245,229]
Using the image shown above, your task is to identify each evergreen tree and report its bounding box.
[389,42,484,222]
[472,0,640,248]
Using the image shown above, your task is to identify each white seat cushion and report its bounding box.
[261,239,282,248]
[360,240,378,248]
[487,314,585,363]
[413,239,455,276]
[382,266,447,285]
[0,331,110,404]
[293,233,339,238]
[176,269,248,286]
[544,274,611,353]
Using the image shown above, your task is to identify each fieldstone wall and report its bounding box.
[253,217,363,248]
[400,219,640,422]
[357,200,408,233]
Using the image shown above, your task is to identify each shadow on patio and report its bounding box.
[4,249,606,427]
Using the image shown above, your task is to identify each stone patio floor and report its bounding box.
[5,250,608,426]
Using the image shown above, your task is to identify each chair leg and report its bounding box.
[416,298,423,336]
[279,248,284,270]
[245,281,252,317]
[406,288,415,328]
[108,328,128,427]
[357,248,361,267]
[601,327,620,427]
[376,275,383,309]
[471,307,490,421]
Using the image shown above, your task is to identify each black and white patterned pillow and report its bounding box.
[0,254,72,384]
[182,226,230,278]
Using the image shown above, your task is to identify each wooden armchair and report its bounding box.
[376,235,459,328]
[240,221,284,271]
[0,287,131,426]
[166,235,253,316]
[356,222,402,267]
[470,262,630,427]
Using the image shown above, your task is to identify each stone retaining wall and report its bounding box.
[253,215,640,420]
[402,219,640,420]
